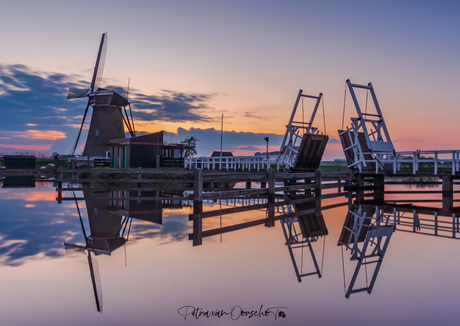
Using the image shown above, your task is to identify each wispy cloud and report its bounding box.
[0,64,217,153]
[133,89,215,123]
[164,127,284,156]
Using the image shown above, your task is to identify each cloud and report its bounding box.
[328,137,341,144]
[0,189,192,266]
[133,89,215,123]
[1,130,66,140]
[164,127,285,156]
[0,64,86,132]
[235,145,264,151]
[244,110,268,120]
[0,65,343,159]
[0,64,217,154]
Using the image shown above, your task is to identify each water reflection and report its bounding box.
[338,204,394,298]
[1,176,35,188]
[280,196,328,281]
[3,179,460,323]
[63,188,188,312]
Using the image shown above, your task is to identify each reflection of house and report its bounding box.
[110,190,163,224]
[108,131,186,168]
[1,176,35,188]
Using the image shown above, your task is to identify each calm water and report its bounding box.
[1,180,460,326]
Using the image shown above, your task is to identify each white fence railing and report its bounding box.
[184,155,288,171]
[351,150,460,175]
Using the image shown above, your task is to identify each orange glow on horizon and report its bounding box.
[21,130,66,140]
[0,144,51,150]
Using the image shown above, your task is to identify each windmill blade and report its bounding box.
[90,33,108,92]
[71,99,91,155]
[67,88,90,99]
[117,105,135,137]
[126,78,136,136]
[128,103,136,136]
[74,191,88,240]
[64,242,87,254]
[87,251,103,313]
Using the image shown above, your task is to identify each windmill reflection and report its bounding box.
[338,204,394,298]
[64,189,182,312]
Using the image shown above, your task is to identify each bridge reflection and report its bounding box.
[61,183,460,309]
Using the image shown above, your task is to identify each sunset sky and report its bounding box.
[0,0,459,159]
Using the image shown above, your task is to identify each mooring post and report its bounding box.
[442,175,454,212]
[192,168,204,246]
[193,168,203,214]
[315,170,322,196]
[137,166,142,188]
[246,181,251,189]
[267,203,275,227]
[57,166,63,204]
[315,191,322,216]
[373,174,385,204]
[192,213,203,246]
[268,169,275,204]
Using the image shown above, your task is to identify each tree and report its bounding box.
[180,136,199,157]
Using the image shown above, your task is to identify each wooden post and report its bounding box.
[192,213,203,246]
[268,169,275,204]
[57,166,63,204]
[267,203,275,227]
[246,181,251,189]
[442,175,454,212]
[442,175,453,193]
[192,168,204,245]
[137,166,142,188]
[348,170,353,190]
[373,174,385,204]
[315,170,322,196]
[193,168,203,214]
[315,191,322,216]
[261,181,267,189]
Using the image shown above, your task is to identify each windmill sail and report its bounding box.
[66,32,134,157]
[67,88,90,100]
[90,33,108,91]
[87,251,103,312]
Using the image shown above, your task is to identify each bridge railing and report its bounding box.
[185,156,280,171]
[351,150,460,175]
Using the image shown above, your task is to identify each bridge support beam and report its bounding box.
[373,174,385,204]
[442,175,454,212]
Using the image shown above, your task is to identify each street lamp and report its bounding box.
[264,137,269,159]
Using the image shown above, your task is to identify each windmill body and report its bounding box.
[83,90,127,157]
[67,33,135,157]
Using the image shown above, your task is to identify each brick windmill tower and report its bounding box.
[67,33,135,157]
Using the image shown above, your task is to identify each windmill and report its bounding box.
[67,33,136,157]
[64,190,132,312]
